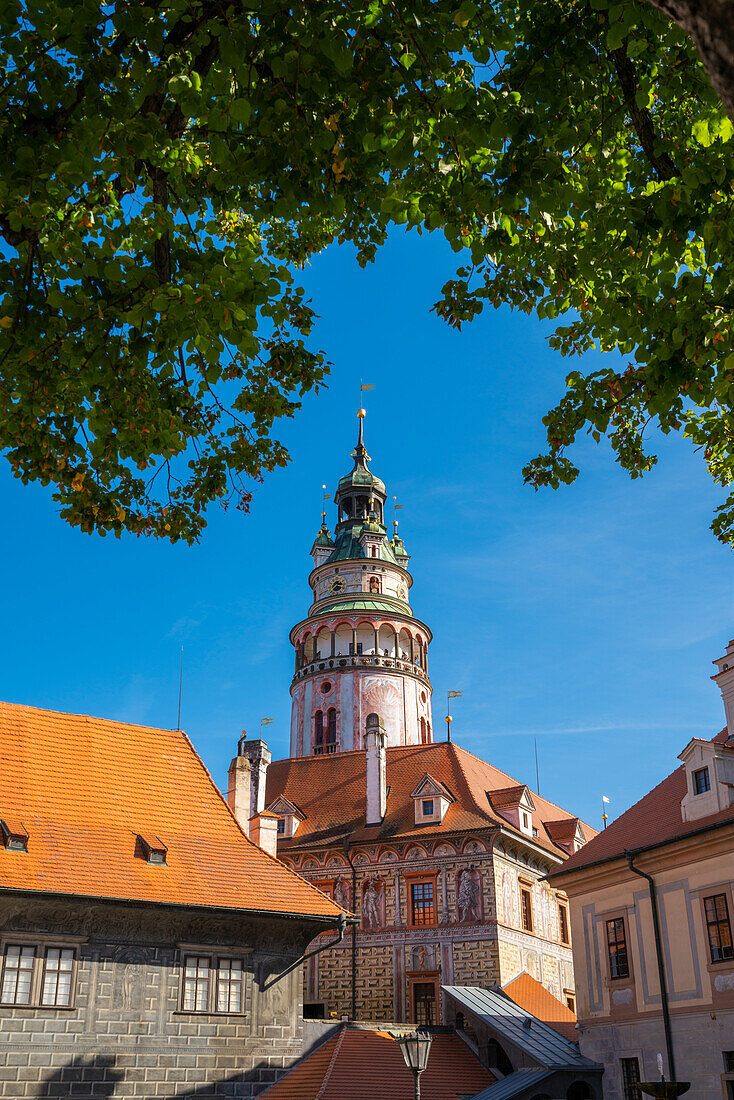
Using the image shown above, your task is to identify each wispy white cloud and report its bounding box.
[463,719,713,739]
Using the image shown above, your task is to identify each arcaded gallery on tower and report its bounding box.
[228,413,594,1025]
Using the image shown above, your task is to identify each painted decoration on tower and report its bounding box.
[456,866,483,923]
[361,877,385,930]
[363,677,401,733]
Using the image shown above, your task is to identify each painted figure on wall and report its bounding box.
[456,867,482,923]
[362,878,385,929]
[333,876,350,911]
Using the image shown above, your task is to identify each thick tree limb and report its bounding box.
[611,48,678,180]
[645,0,734,122]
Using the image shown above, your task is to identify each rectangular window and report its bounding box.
[724,1051,734,1073]
[183,955,210,1011]
[607,917,630,979]
[410,881,435,926]
[565,993,576,1013]
[620,1057,641,1100]
[559,903,570,945]
[216,958,243,1013]
[181,953,248,1013]
[412,981,436,1026]
[422,799,434,816]
[520,888,533,932]
[276,819,285,835]
[693,766,711,794]
[40,948,74,1007]
[1,945,35,1005]
[705,894,734,963]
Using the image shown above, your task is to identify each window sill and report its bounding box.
[0,1003,77,1011]
[173,1010,249,1019]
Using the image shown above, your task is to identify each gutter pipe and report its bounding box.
[625,852,676,1081]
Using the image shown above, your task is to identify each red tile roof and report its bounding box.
[260,1027,494,1099]
[552,729,734,876]
[0,701,343,921]
[266,742,595,859]
[489,785,528,808]
[503,972,578,1042]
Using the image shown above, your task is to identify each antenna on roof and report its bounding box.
[534,737,541,797]
[177,646,183,731]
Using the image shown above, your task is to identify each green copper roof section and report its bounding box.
[315,597,408,614]
[325,522,400,565]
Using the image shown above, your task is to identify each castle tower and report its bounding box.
[288,411,434,756]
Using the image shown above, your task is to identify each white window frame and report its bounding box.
[0,936,83,1009]
[177,945,252,1015]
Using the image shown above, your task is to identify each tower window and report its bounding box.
[326,709,337,753]
[314,711,324,755]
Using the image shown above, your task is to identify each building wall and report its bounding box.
[282,829,574,1025]
[560,825,734,1100]
[0,896,320,1099]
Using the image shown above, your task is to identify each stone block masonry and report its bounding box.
[0,898,319,1099]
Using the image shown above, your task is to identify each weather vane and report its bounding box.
[446,690,462,742]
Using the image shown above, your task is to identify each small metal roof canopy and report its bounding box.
[442,986,603,1100]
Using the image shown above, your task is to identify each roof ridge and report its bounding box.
[0,698,178,735]
[181,728,352,918]
[452,742,595,835]
[316,1024,347,1100]
[445,741,497,826]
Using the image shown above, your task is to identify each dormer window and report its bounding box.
[693,766,711,794]
[136,834,167,865]
[265,796,304,839]
[1,819,28,852]
[411,776,454,825]
[522,812,530,832]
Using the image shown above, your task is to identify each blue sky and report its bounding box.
[2,225,733,832]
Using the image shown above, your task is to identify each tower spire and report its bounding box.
[353,407,370,469]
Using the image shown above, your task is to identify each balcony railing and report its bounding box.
[292,653,429,682]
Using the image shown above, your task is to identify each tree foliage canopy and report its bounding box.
[2,0,734,542]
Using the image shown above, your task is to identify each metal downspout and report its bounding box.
[345,843,357,1018]
[625,852,676,1080]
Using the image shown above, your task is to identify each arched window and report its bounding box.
[420,717,427,744]
[314,711,324,755]
[369,576,381,594]
[327,709,337,753]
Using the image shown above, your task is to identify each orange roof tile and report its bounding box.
[261,1027,494,1099]
[503,972,578,1042]
[552,729,734,877]
[0,701,343,922]
[266,742,595,858]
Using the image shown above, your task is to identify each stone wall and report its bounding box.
[0,897,326,1099]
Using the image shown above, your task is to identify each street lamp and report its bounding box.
[395,1031,432,1100]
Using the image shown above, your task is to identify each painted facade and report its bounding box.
[551,639,734,1100]
[280,827,578,1026]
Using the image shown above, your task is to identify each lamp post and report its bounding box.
[395,1031,432,1100]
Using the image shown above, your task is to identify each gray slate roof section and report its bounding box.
[443,986,596,1070]
[469,1068,555,1100]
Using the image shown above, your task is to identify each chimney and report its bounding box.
[250,812,279,857]
[365,713,387,826]
[227,732,272,837]
[712,639,734,740]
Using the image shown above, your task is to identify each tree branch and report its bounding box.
[611,47,678,181]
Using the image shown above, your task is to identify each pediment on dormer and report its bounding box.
[410,774,453,802]
[266,795,304,820]
[545,816,585,854]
